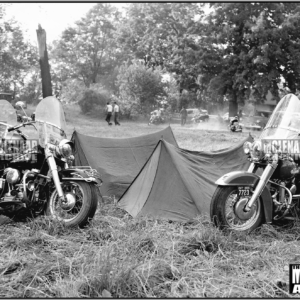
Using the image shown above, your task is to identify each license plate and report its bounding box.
[238,187,250,196]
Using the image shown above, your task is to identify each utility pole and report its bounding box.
[36,24,52,98]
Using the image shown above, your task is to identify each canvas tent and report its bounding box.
[71,127,178,197]
[118,136,253,222]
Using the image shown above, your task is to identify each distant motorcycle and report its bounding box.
[229,118,243,132]
[230,123,243,132]
[148,114,165,125]
[191,110,209,123]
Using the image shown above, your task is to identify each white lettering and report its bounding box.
[262,141,270,154]
[282,140,288,153]
[288,140,294,154]
[293,284,300,293]
[293,268,300,284]
[271,140,278,153]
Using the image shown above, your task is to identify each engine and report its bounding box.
[5,168,21,184]
[270,158,298,182]
[0,168,37,202]
[277,159,297,180]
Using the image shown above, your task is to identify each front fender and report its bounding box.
[216,171,260,187]
[58,168,102,185]
[216,171,273,224]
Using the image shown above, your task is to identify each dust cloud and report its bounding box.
[194,117,229,131]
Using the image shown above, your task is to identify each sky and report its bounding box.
[3,3,126,45]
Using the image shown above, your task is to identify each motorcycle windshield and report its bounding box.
[35,96,67,147]
[0,100,18,126]
[259,94,300,140]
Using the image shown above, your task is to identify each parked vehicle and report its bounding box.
[0,97,102,227]
[223,112,246,123]
[242,110,272,131]
[229,118,243,132]
[148,109,166,125]
[192,109,209,123]
[211,93,300,233]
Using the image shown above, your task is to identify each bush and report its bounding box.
[78,89,111,115]
[116,60,167,118]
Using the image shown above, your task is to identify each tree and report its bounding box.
[116,60,166,117]
[117,3,204,94]
[78,88,110,115]
[20,67,42,104]
[0,19,38,98]
[201,3,300,116]
[52,3,122,88]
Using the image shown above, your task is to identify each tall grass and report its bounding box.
[0,103,298,298]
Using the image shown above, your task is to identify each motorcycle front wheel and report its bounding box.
[210,186,264,233]
[46,181,99,228]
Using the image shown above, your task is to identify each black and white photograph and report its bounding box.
[1,2,300,297]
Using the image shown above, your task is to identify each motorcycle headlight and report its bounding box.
[251,140,264,161]
[243,141,252,155]
[58,139,74,159]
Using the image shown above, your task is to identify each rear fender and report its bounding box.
[216,171,273,223]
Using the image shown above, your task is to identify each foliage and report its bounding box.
[116,3,204,95]
[200,3,300,116]
[19,68,42,104]
[116,60,167,118]
[0,19,38,98]
[52,3,122,88]
[59,79,86,104]
[116,3,300,116]
[78,88,110,115]
[4,3,300,117]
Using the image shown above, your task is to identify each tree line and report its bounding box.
[1,3,300,117]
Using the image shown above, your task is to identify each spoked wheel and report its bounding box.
[46,181,98,228]
[210,186,264,233]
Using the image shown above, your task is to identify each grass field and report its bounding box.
[0,104,299,298]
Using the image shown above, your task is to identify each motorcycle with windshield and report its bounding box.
[0,96,102,227]
[211,93,300,233]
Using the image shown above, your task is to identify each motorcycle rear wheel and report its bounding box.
[210,186,264,233]
[46,181,98,228]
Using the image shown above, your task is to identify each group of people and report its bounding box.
[105,101,120,126]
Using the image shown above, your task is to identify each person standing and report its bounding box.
[113,101,121,126]
[105,102,113,125]
[238,109,243,119]
[180,107,187,126]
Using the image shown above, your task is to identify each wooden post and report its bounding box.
[36,24,52,98]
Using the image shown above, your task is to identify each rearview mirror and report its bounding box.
[15,101,26,109]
